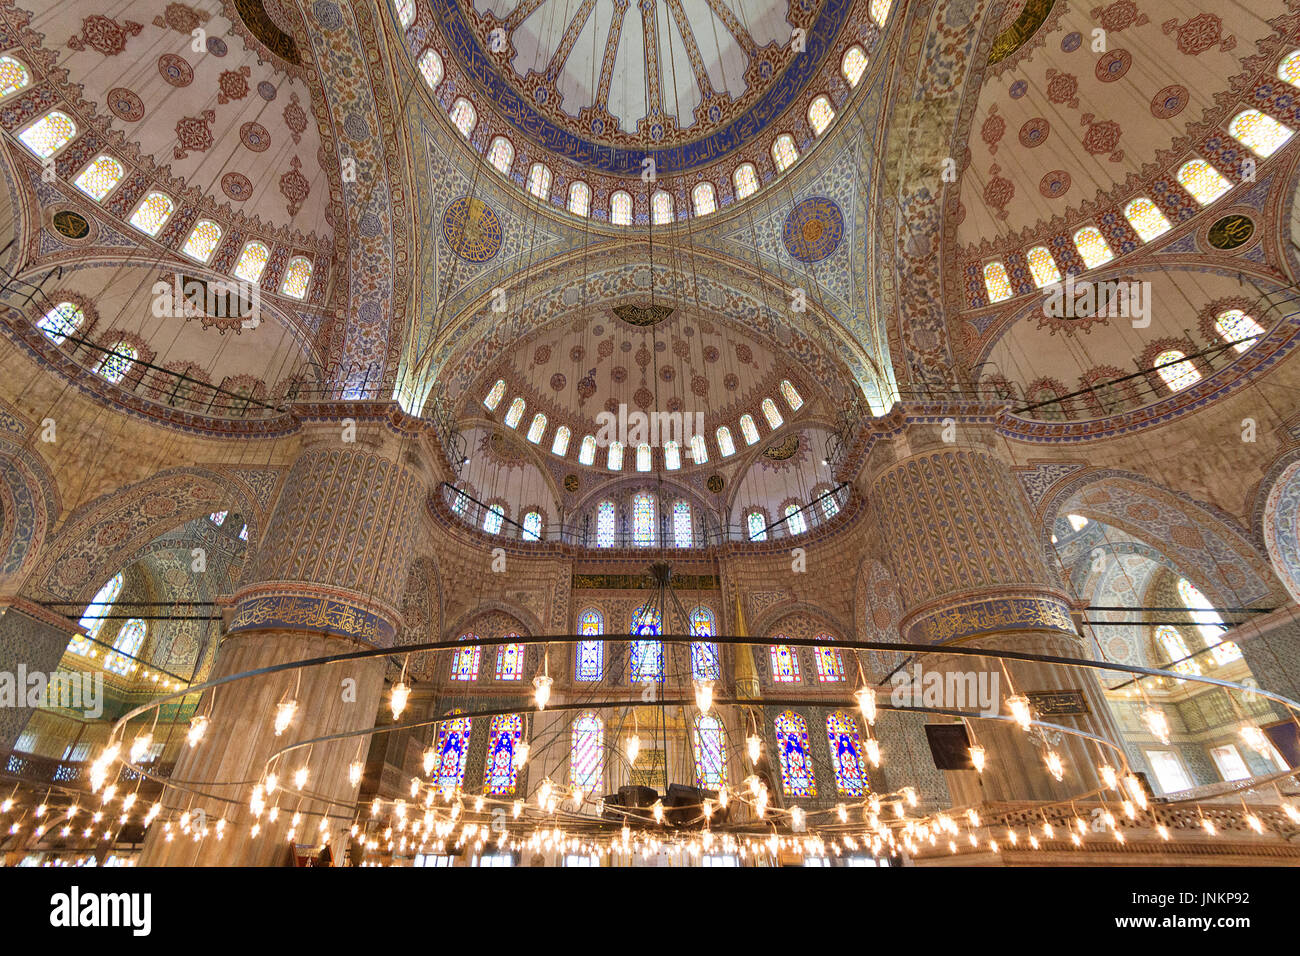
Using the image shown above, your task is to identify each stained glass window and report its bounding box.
[983,261,1013,303]
[1073,226,1114,269]
[870,0,893,25]
[826,712,867,795]
[672,500,692,547]
[630,605,663,682]
[780,379,804,410]
[820,491,840,520]
[527,163,552,200]
[689,434,708,464]
[610,191,633,226]
[775,711,816,796]
[633,492,655,546]
[73,155,123,202]
[733,163,759,199]
[571,714,603,791]
[842,45,868,87]
[1123,197,1172,242]
[19,111,76,158]
[739,414,759,445]
[1177,578,1241,665]
[1153,350,1200,391]
[0,55,30,99]
[1280,50,1300,88]
[568,181,591,216]
[664,440,681,470]
[435,713,472,791]
[579,434,596,465]
[451,489,470,515]
[692,182,717,216]
[67,574,123,656]
[1229,109,1293,157]
[694,715,726,790]
[808,95,835,135]
[450,98,476,137]
[1215,309,1265,352]
[395,0,415,28]
[483,379,506,410]
[716,426,735,457]
[784,504,807,535]
[576,608,604,681]
[233,241,270,283]
[504,397,525,428]
[636,442,652,471]
[239,524,248,541]
[97,343,137,384]
[690,606,719,680]
[104,619,145,676]
[209,511,227,526]
[419,49,443,89]
[769,643,800,682]
[551,425,570,456]
[182,220,223,263]
[813,633,844,682]
[747,511,767,541]
[280,256,313,299]
[607,440,623,470]
[1155,624,1199,675]
[526,412,547,443]
[483,505,504,535]
[1177,159,1231,205]
[772,134,798,172]
[36,302,83,345]
[596,500,615,546]
[487,136,514,174]
[129,192,174,236]
[522,511,542,541]
[761,398,783,429]
[1026,246,1061,288]
[452,634,481,680]
[652,190,673,225]
[495,637,524,680]
[485,714,523,794]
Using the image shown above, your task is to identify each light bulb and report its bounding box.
[1246,813,1264,834]
[1284,804,1300,825]
[865,737,881,767]
[1099,764,1118,790]
[790,807,805,831]
[625,735,640,766]
[854,686,877,726]
[274,699,297,736]
[532,674,553,710]
[1005,695,1032,730]
[1156,824,1170,840]
[1239,725,1271,757]
[1044,750,1065,782]
[1123,774,1148,809]
[187,715,208,747]
[391,682,410,720]
[693,680,714,715]
[266,772,278,795]
[1141,706,1170,745]
[294,766,309,790]
[129,733,152,764]
[423,747,437,776]
[1042,821,1054,838]
[901,786,917,807]
[514,741,530,770]
[746,735,761,763]
[349,761,363,787]
[969,745,986,773]
[1201,816,1216,837]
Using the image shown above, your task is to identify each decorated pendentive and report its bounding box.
[782,197,844,263]
[442,196,503,262]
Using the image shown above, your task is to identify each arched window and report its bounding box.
[434,712,472,791]
[504,397,525,428]
[483,379,506,410]
[747,511,768,541]
[692,182,717,216]
[67,574,123,656]
[630,605,663,682]
[233,241,271,282]
[526,412,547,443]
[607,440,624,470]
[1229,109,1293,157]
[1214,309,1265,352]
[761,398,783,429]
[733,163,759,199]
[819,490,840,520]
[1026,246,1061,288]
[129,191,174,236]
[1072,226,1114,269]
[419,48,443,89]
[664,440,681,470]
[1152,350,1200,392]
[689,433,708,464]
[485,714,523,794]
[771,134,798,172]
[209,511,228,526]
[452,635,481,681]
[870,0,893,25]
[633,492,655,545]
[36,302,84,345]
[780,379,803,410]
[395,0,415,28]
[527,163,552,200]
[18,111,76,158]
[482,504,504,535]
[716,426,735,457]
[449,97,476,137]
[1177,578,1241,664]
[769,642,800,682]
[1154,624,1199,675]
[73,155,124,202]
[1123,197,1172,242]
[739,414,759,445]
[693,715,726,790]
[672,500,692,547]
[596,500,615,546]
[808,95,834,135]
[826,712,868,795]
[182,220,223,263]
[579,434,597,465]
[784,503,808,535]
[0,55,30,99]
[568,181,591,216]
[280,256,313,299]
[522,510,542,541]
[576,608,604,681]
[1177,159,1232,205]
[571,713,604,791]
[551,425,571,456]
[842,45,868,87]
[105,619,146,676]
[636,442,652,472]
[487,136,514,174]
[451,488,470,515]
[651,190,673,225]
[774,711,816,796]
[813,633,844,682]
[1067,513,1088,532]
[983,261,1013,302]
[1279,49,1300,87]
[97,343,137,384]
[690,606,719,680]
[610,190,633,226]
[495,636,524,680]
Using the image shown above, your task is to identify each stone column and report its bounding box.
[0,600,86,752]
[865,417,1122,805]
[140,414,431,865]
